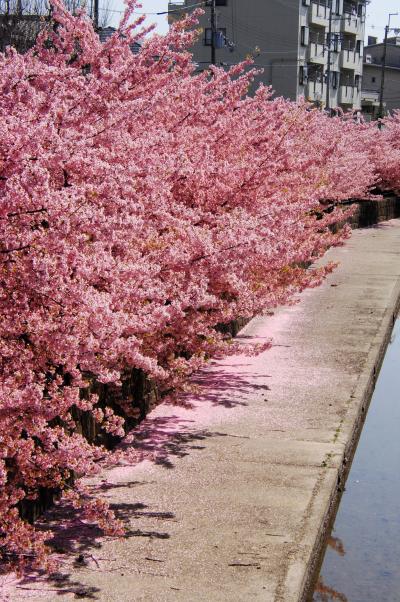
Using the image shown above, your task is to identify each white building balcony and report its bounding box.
[309,2,330,27]
[340,48,362,71]
[361,89,382,120]
[341,14,362,35]
[307,43,327,65]
[305,80,326,103]
[361,89,380,106]
[338,84,360,106]
[353,88,361,109]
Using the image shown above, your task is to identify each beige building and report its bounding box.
[168,0,366,111]
[361,36,400,120]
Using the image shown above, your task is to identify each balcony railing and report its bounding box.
[340,47,362,70]
[343,1,363,16]
[342,42,356,52]
[341,13,362,34]
[310,1,330,26]
[338,84,357,104]
[340,77,355,86]
[312,0,330,7]
[306,79,326,102]
[308,42,327,64]
[309,31,325,44]
[361,89,380,105]
[343,1,356,13]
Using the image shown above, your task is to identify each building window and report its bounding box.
[357,3,364,17]
[355,74,362,90]
[204,27,226,46]
[332,71,339,89]
[206,0,227,4]
[301,26,309,46]
[343,1,357,16]
[299,65,308,85]
[372,76,376,83]
[356,39,362,54]
[302,0,311,5]
[332,33,340,52]
[308,63,324,83]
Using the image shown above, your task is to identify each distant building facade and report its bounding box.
[168,0,367,111]
[361,36,400,120]
[98,26,142,53]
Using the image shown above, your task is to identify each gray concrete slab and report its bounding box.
[4,220,400,602]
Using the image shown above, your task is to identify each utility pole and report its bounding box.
[210,0,216,65]
[325,0,333,113]
[378,23,389,121]
[378,12,398,121]
[94,0,99,30]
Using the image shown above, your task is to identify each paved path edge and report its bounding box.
[298,267,400,602]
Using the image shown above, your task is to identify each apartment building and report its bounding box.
[168,0,367,111]
[361,36,400,120]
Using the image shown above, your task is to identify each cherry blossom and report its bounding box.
[0,0,378,570]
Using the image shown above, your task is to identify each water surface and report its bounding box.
[313,319,400,602]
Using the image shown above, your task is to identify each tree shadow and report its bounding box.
[182,367,271,409]
[7,364,273,597]
[122,413,254,469]
[12,576,101,600]
[369,221,396,230]
[11,420,235,595]
[12,490,177,599]
[38,495,176,555]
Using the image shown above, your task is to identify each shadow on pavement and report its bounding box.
[6,364,271,598]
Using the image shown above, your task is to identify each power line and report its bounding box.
[195,61,308,67]
[368,24,397,30]
[233,42,299,55]
[153,1,206,16]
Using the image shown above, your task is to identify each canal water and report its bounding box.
[313,319,400,602]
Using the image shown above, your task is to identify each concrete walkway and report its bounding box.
[5,220,400,602]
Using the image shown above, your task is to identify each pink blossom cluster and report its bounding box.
[0,1,378,570]
[366,112,400,192]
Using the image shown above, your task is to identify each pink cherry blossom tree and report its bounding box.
[365,112,400,193]
[0,0,377,571]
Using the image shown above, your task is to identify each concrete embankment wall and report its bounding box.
[348,193,400,228]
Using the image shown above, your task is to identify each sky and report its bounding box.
[365,0,400,42]
[107,0,170,31]
[107,1,400,44]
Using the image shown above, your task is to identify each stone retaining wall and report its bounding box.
[347,193,400,229]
